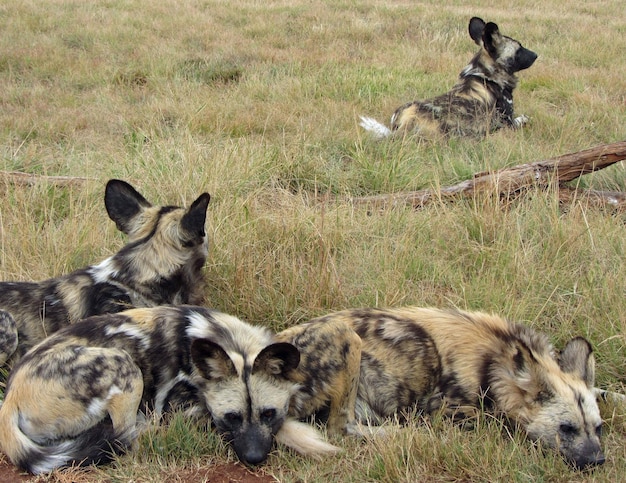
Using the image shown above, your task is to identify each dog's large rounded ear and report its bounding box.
[191,338,236,381]
[482,22,502,57]
[181,193,211,240]
[105,179,152,235]
[468,17,486,45]
[253,342,300,379]
[558,337,595,389]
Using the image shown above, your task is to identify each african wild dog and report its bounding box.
[0,179,210,370]
[0,306,344,474]
[360,17,537,139]
[291,307,610,470]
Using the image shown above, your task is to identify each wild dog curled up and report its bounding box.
[0,305,344,474]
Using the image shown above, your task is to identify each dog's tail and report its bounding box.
[359,116,393,139]
[0,407,135,474]
[275,418,340,458]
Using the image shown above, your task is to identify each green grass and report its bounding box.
[1,0,625,481]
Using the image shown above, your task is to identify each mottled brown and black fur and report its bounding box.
[360,17,537,139]
[276,318,363,437]
[299,307,607,470]
[0,180,210,370]
[0,306,340,474]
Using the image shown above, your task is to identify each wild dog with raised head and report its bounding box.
[0,180,210,369]
[0,306,342,474]
[360,17,537,139]
[296,307,608,470]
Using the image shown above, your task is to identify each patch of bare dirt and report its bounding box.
[160,464,276,483]
[0,456,31,483]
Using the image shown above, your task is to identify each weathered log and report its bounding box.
[352,141,626,210]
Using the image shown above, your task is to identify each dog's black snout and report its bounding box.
[242,450,268,467]
[516,47,538,71]
[571,448,606,471]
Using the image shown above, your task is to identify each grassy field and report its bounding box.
[1,0,625,481]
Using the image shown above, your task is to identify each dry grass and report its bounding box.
[1,0,625,481]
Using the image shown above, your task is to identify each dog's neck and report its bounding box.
[457,66,516,122]
[88,256,180,306]
[106,279,157,307]
[460,62,518,91]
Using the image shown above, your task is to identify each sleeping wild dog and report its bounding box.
[360,17,537,139]
[0,180,210,370]
[289,307,612,470]
[0,305,348,474]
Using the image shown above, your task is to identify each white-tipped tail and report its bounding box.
[275,419,340,458]
[359,116,392,139]
[0,404,134,474]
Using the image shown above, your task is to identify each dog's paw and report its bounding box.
[513,114,530,128]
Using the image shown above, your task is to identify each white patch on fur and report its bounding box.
[498,41,520,65]
[29,440,78,475]
[377,321,411,344]
[359,116,392,139]
[14,411,89,475]
[85,397,107,418]
[513,114,529,128]
[275,419,340,457]
[186,309,274,375]
[84,385,123,421]
[105,323,150,349]
[89,257,118,283]
[186,311,220,340]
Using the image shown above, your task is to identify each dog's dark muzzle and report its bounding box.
[230,425,273,466]
[515,47,538,71]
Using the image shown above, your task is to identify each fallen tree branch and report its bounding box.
[351,141,626,210]
[0,171,94,187]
